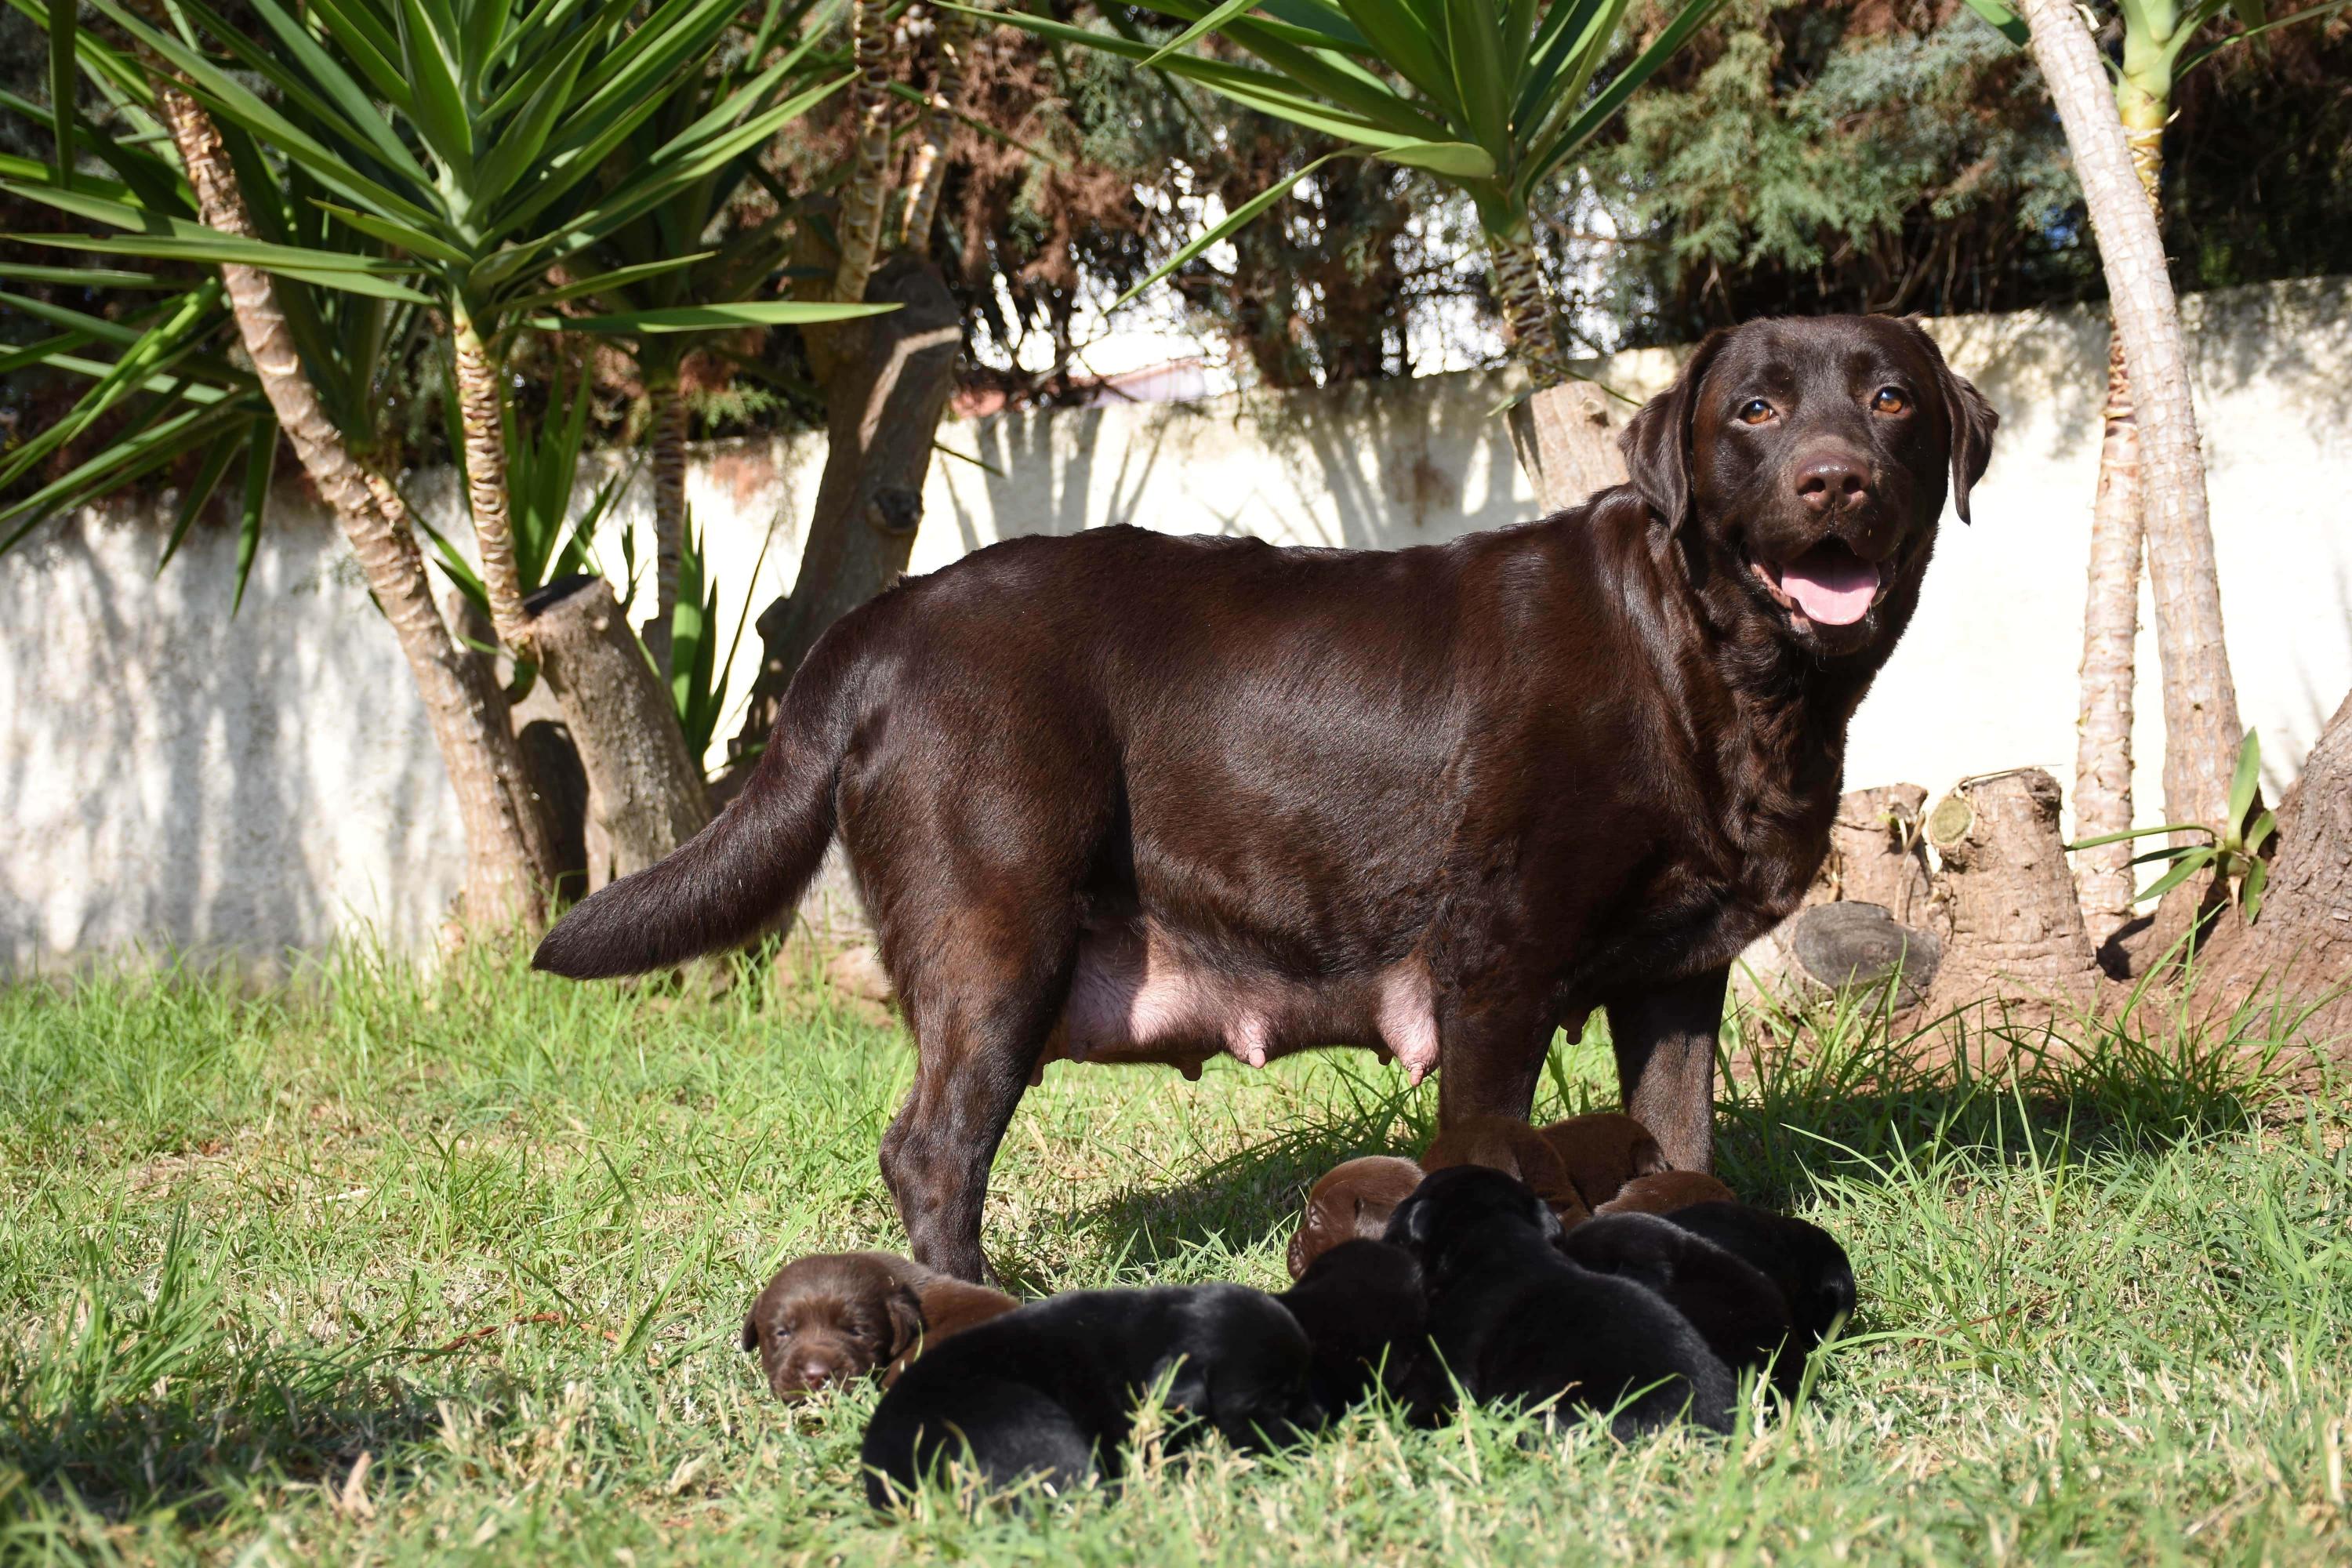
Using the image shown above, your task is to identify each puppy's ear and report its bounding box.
[1629,1132,1668,1178]
[1618,328,1731,533]
[741,1315,761,1354]
[884,1285,927,1363]
[1536,1199,1566,1247]
[1385,1189,1437,1256]
[1910,324,1998,523]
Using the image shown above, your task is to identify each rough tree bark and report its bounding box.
[2072,91,2166,940]
[1923,770,2103,1015]
[1486,230,1573,392]
[2023,0,2243,844]
[152,82,557,928]
[529,575,712,884]
[450,300,535,659]
[728,258,963,761]
[897,5,969,251]
[640,373,689,680]
[2194,688,2352,1049]
[832,0,893,305]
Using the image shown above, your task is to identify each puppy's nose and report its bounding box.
[1794,452,1871,513]
[787,1356,844,1388]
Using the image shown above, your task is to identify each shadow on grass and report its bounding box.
[0,1217,482,1534]
[1068,985,2308,1270]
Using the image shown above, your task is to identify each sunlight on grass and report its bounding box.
[0,942,2346,1564]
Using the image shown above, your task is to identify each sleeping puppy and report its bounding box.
[1664,1202,1858,1350]
[1535,1112,1668,1209]
[1421,1117,1592,1227]
[1276,1239,1439,1420]
[1288,1156,1425,1279]
[1561,1213,1796,1397]
[1592,1170,1738,1217]
[860,1283,1319,1506]
[1384,1167,1734,1436]
[742,1250,1016,1398]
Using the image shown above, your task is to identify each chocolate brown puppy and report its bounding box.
[1276,1239,1439,1420]
[1537,1112,1668,1208]
[537,317,1996,1282]
[1665,1202,1858,1350]
[1562,1212,1795,1397]
[860,1283,1319,1505]
[1422,1117,1591,1226]
[1593,1170,1738,1217]
[1385,1167,1734,1436]
[1288,1156,1425,1279]
[742,1250,1015,1398]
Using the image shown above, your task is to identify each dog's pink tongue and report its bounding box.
[1779,551,1878,626]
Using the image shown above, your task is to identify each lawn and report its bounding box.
[0,946,2346,1565]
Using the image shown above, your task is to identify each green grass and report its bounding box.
[0,945,2347,1565]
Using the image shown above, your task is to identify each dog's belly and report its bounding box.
[1046,919,1439,1085]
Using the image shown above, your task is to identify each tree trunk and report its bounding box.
[897,6,970,252]
[2023,0,2243,844]
[727,258,963,764]
[2073,81,2165,942]
[833,0,894,305]
[1505,379,1629,516]
[2194,688,2352,1051]
[1486,230,1574,392]
[1923,769,2104,1014]
[450,302,535,659]
[529,574,712,884]
[641,376,689,681]
[152,81,557,929]
[2073,327,2143,937]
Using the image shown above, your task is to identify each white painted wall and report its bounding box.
[4,278,2347,971]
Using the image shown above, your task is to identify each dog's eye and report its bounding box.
[1871,387,1909,415]
[1737,398,1775,426]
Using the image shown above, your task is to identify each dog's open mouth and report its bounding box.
[1750,543,1889,629]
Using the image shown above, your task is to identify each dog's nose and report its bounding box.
[1794,452,1871,513]
[788,1356,844,1388]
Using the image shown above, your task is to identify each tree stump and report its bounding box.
[1788,902,1943,1011]
[1506,380,1629,516]
[1922,768,2103,1014]
[1736,783,1944,1007]
[1821,784,1943,933]
[528,574,711,885]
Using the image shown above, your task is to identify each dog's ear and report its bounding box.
[1619,328,1732,532]
[883,1284,927,1363]
[1908,323,1998,523]
[1535,1196,1566,1247]
[741,1315,761,1354]
[1384,1189,1437,1257]
[1630,1131,1668,1178]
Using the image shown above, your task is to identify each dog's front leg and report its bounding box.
[1604,966,1727,1172]
[1433,986,1554,1130]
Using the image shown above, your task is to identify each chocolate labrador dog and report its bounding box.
[536,316,1995,1281]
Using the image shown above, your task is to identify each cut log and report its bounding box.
[1506,380,1629,516]
[528,574,712,885]
[2193,687,2352,1054]
[1922,768,2103,1013]
[1788,902,1942,1011]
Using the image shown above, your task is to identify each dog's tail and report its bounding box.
[532,627,861,980]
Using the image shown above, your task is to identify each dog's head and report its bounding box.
[740,1251,926,1399]
[1383,1164,1561,1283]
[1620,315,1998,659]
[1288,1155,1426,1279]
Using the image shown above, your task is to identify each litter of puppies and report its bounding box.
[746,1112,1854,1508]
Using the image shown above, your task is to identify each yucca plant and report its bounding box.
[42,0,883,662]
[981,0,1728,387]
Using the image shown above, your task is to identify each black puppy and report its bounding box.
[860,1283,1318,1506]
[1562,1213,1796,1398]
[1664,1202,1857,1350]
[1385,1167,1734,1436]
[1276,1239,1438,1421]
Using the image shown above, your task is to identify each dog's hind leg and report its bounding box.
[873,873,1087,1281]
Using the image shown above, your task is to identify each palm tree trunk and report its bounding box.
[2022,0,2243,843]
[832,0,894,304]
[641,376,689,680]
[1486,229,1573,391]
[2073,60,2170,941]
[897,7,970,252]
[151,82,556,928]
[450,301,535,659]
